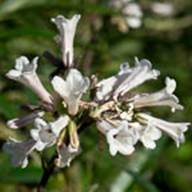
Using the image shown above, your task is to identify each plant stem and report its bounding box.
[37,155,56,192]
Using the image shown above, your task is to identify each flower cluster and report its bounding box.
[3,14,190,168]
[94,59,189,155]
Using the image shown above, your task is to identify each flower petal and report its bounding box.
[50,115,69,136]
[3,139,36,168]
[96,76,117,101]
[113,58,160,99]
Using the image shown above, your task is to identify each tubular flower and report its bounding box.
[137,113,189,147]
[30,116,69,151]
[7,111,44,129]
[6,56,53,108]
[131,77,183,112]
[3,139,36,168]
[97,120,138,156]
[51,69,90,115]
[51,15,81,67]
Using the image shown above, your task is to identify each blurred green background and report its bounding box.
[0,0,192,191]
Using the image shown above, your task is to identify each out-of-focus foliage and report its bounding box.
[0,0,191,191]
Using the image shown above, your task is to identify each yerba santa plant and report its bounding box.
[3,14,190,189]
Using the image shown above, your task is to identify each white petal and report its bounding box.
[165,77,176,94]
[119,62,132,75]
[96,76,117,101]
[6,69,21,79]
[51,76,70,99]
[151,2,174,16]
[30,129,39,141]
[7,119,19,129]
[147,126,162,140]
[122,3,143,17]
[96,120,114,134]
[140,136,156,149]
[15,56,29,71]
[126,17,142,28]
[21,157,29,168]
[34,118,48,130]
[34,140,47,151]
[67,69,90,94]
[50,115,69,136]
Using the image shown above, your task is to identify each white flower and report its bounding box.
[113,58,160,99]
[137,113,190,147]
[132,77,183,112]
[97,120,138,156]
[6,56,53,107]
[130,122,161,149]
[51,14,81,67]
[96,59,160,102]
[151,2,174,16]
[123,3,143,29]
[7,111,44,129]
[56,144,80,168]
[30,116,69,151]
[51,69,90,115]
[95,59,160,101]
[110,0,143,29]
[3,138,36,168]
